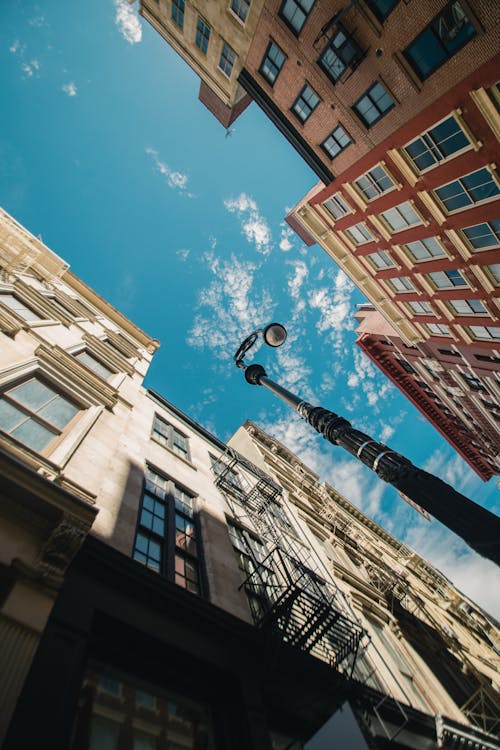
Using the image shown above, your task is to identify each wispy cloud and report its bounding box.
[307,269,356,349]
[114,0,142,44]
[187,254,275,360]
[62,82,77,96]
[28,15,47,28]
[9,40,41,79]
[279,221,295,252]
[224,193,272,255]
[176,248,190,261]
[347,348,393,410]
[287,259,308,299]
[145,147,193,196]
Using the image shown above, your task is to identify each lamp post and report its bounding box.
[234,324,500,566]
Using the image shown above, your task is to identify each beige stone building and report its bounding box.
[1,208,499,749]
[139,0,265,126]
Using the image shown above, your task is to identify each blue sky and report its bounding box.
[1,0,498,616]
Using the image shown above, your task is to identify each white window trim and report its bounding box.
[401,110,480,176]
[402,236,449,263]
[426,270,469,291]
[322,192,353,222]
[379,200,426,234]
[352,161,400,203]
[432,164,500,216]
[344,222,375,246]
[458,221,500,253]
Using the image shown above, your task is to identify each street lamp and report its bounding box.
[234,323,500,566]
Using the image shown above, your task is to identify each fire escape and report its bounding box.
[313,3,370,85]
[212,448,364,676]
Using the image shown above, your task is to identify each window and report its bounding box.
[171,0,185,28]
[368,250,395,269]
[133,467,200,593]
[279,0,315,34]
[195,18,210,54]
[468,325,500,340]
[75,351,113,380]
[259,41,286,85]
[136,691,157,710]
[219,41,236,76]
[388,276,414,292]
[363,0,399,22]
[0,377,79,452]
[461,220,500,251]
[231,0,250,23]
[353,81,394,127]
[396,358,416,373]
[291,83,320,122]
[380,202,422,232]
[321,125,351,159]
[428,269,467,288]
[323,193,350,220]
[403,115,471,172]
[408,300,433,314]
[434,168,500,212]
[426,323,450,336]
[438,348,460,357]
[227,519,271,620]
[318,27,362,83]
[210,454,243,497]
[460,372,486,392]
[403,1,476,81]
[354,164,395,200]
[0,293,43,321]
[151,415,190,461]
[449,299,487,315]
[345,222,373,245]
[486,264,500,285]
[403,237,446,261]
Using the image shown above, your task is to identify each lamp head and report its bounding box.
[263,323,287,348]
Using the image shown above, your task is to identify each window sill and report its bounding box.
[150,436,197,471]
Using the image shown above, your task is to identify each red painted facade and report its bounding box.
[356,307,499,481]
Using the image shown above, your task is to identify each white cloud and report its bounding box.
[279,222,295,252]
[307,269,356,349]
[224,193,272,255]
[346,348,393,411]
[62,82,77,97]
[114,0,142,44]
[176,248,190,261]
[9,41,41,79]
[187,255,275,360]
[145,147,193,196]
[28,15,47,28]
[287,260,308,299]
[9,39,20,54]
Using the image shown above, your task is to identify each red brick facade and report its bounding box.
[356,307,499,481]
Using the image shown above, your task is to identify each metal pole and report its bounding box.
[243,364,500,565]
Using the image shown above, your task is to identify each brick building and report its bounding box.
[355,304,500,481]
[2,209,499,749]
[288,56,499,347]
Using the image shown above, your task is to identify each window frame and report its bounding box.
[467,325,500,341]
[402,113,474,174]
[230,0,250,24]
[290,82,320,123]
[427,269,469,289]
[432,166,500,215]
[219,40,236,77]
[352,81,395,128]
[321,124,352,160]
[259,40,287,86]
[403,1,477,82]
[195,17,211,55]
[425,322,451,336]
[388,276,415,293]
[344,222,374,245]
[318,24,363,84]
[363,0,400,23]
[448,299,488,316]
[151,414,191,463]
[402,236,447,262]
[0,375,82,456]
[279,0,315,36]
[379,201,424,233]
[367,250,396,269]
[322,192,351,220]
[407,300,433,315]
[171,0,185,28]
[133,466,201,594]
[353,163,396,202]
[460,220,500,252]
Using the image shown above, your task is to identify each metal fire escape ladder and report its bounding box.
[212,447,365,674]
